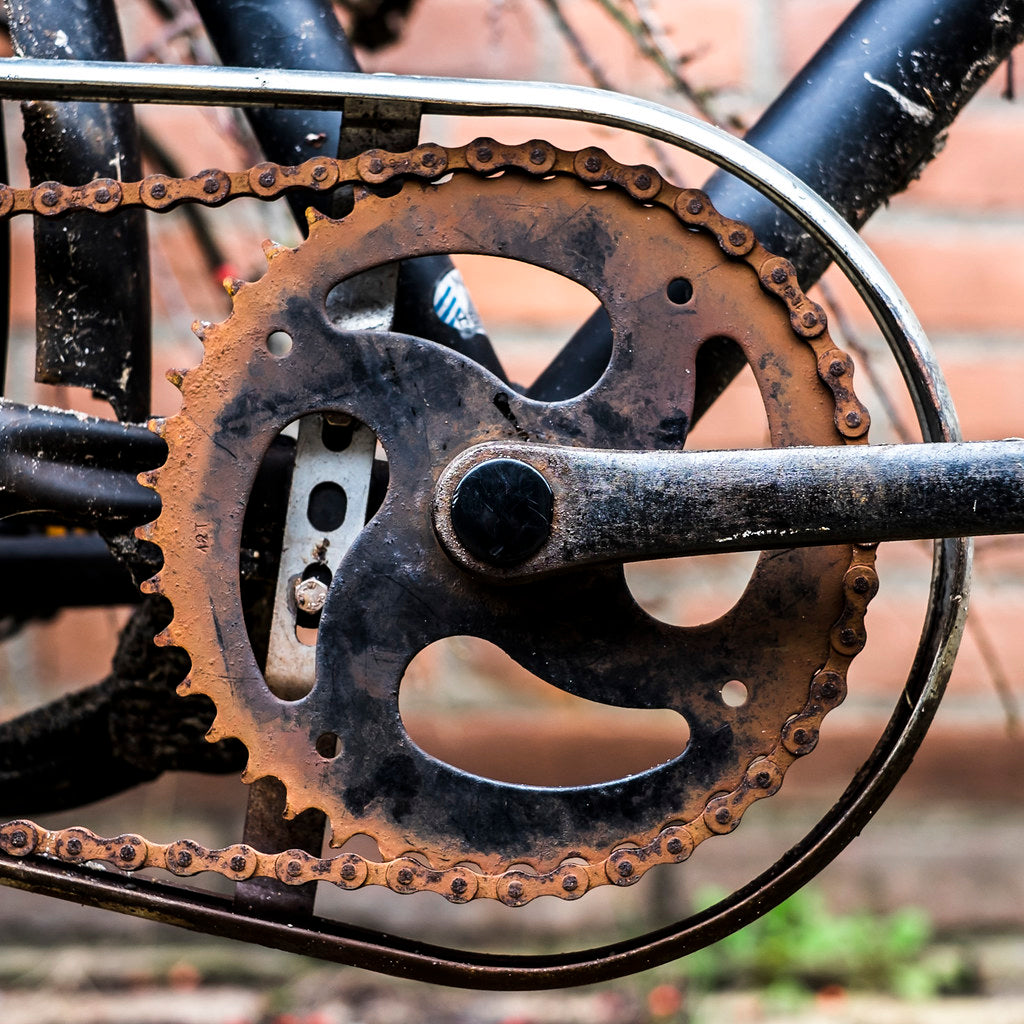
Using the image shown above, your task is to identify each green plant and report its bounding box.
[680,885,959,999]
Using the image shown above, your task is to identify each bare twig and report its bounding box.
[539,0,615,91]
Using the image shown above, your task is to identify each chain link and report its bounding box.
[0,140,876,904]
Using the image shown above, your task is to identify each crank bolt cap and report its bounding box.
[450,458,554,566]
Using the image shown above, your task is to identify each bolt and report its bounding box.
[507,881,524,900]
[770,266,788,285]
[312,165,328,181]
[584,154,602,173]
[286,859,302,877]
[754,770,772,789]
[840,627,859,647]
[230,855,247,873]
[617,860,635,878]
[450,876,468,895]
[529,147,546,165]
[714,807,731,826]
[149,182,167,199]
[295,577,329,614]
[852,575,871,594]
[66,838,83,856]
[450,458,554,567]
[203,176,221,195]
[40,189,59,208]
[845,410,863,429]
[119,844,137,862]
[666,837,683,856]
[368,157,385,175]
[176,850,193,869]
[94,188,111,204]
[634,172,652,190]
[397,867,414,886]
[729,230,747,247]
[686,197,704,216]
[476,146,493,162]
[9,830,27,849]
[421,151,437,167]
[828,359,846,377]
[258,169,276,188]
[340,863,357,881]
[562,874,579,892]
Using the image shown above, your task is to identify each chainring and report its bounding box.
[138,142,877,904]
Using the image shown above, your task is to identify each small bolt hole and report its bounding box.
[307,481,347,532]
[720,679,748,707]
[316,732,341,758]
[666,277,694,304]
[267,330,293,356]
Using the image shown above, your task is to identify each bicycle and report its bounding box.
[0,0,1020,990]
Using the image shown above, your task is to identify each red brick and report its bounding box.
[901,106,1024,210]
[779,0,860,78]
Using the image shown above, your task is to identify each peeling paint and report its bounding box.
[862,72,935,125]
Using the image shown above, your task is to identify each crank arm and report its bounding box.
[434,439,1024,579]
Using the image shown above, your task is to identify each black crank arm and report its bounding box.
[434,439,1024,578]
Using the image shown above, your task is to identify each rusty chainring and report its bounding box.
[1,141,877,906]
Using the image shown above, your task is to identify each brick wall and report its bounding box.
[1,0,1022,932]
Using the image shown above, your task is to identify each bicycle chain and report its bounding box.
[0,140,876,905]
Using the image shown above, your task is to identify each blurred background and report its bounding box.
[0,0,1021,1021]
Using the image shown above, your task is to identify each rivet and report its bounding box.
[845,410,862,428]
[829,359,846,377]
[507,881,524,899]
[258,169,276,188]
[66,838,83,856]
[840,627,859,646]
[203,177,220,194]
[176,850,193,869]
[340,863,357,881]
[852,575,870,594]
[95,188,111,204]
[41,189,59,207]
[229,855,247,873]
[666,837,684,856]
[616,859,634,878]
[729,229,747,246]
[476,146,493,162]
[529,147,546,165]
[9,830,27,849]
[584,154,602,173]
[397,867,414,886]
[311,165,328,181]
[420,151,437,167]
[686,197,704,215]
[368,157,384,175]
[286,859,302,877]
[450,876,468,895]
[562,874,579,892]
[634,172,652,190]
[715,807,732,825]
[771,265,788,285]
[119,844,136,862]
[149,182,167,199]
[792,728,809,745]
[754,770,772,789]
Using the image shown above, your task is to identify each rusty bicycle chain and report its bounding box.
[0,139,876,905]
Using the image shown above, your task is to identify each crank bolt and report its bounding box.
[295,577,328,615]
[450,458,554,566]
